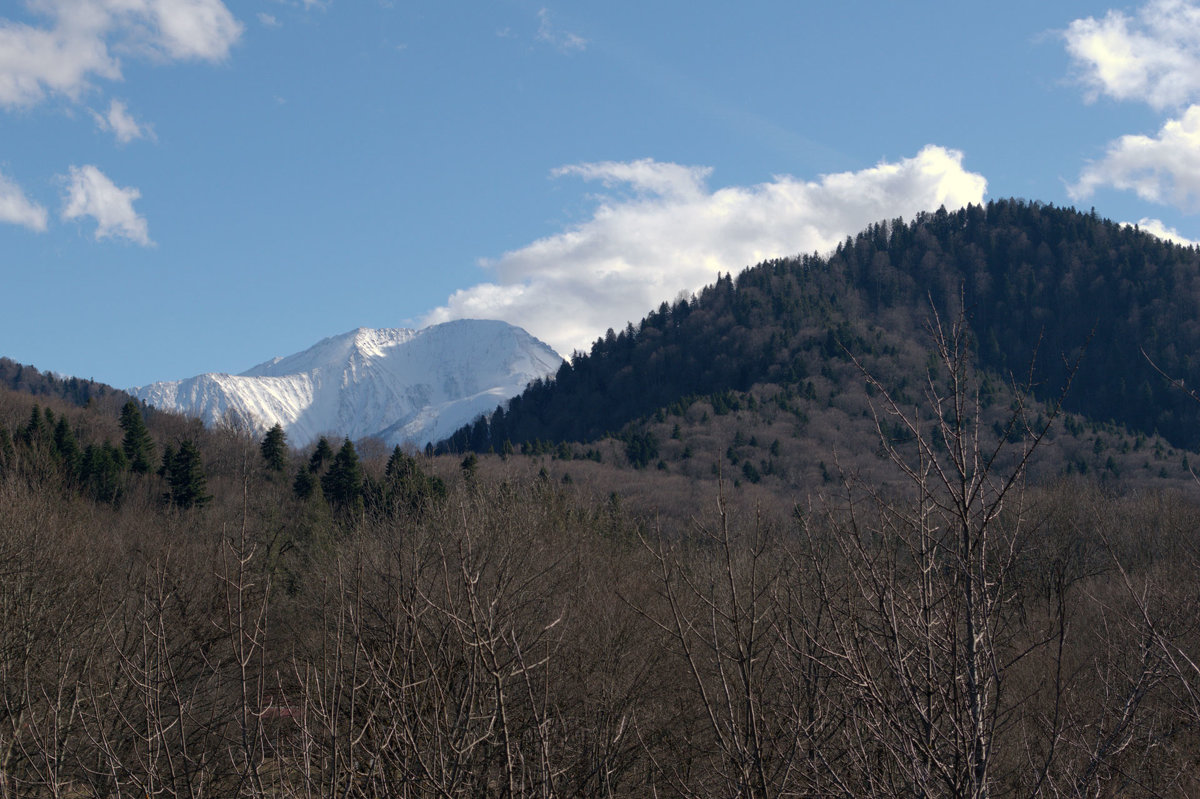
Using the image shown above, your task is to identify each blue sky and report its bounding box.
[3,0,1200,389]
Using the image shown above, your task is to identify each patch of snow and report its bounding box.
[130,320,563,448]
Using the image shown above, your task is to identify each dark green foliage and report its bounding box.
[165,439,210,509]
[623,429,658,469]
[308,436,333,472]
[293,465,319,500]
[321,439,363,512]
[52,416,82,478]
[379,445,447,515]
[119,400,155,474]
[443,200,1200,452]
[0,356,127,407]
[157,443,175,478]
[81,442,126,504]
[0,426,13,475]
[18,404,46,447]
[461,452,478,478]
[260,423,287,472]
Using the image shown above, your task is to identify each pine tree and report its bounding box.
[119,400,155,474]
[166,440,210,509]
[260,423,287,472]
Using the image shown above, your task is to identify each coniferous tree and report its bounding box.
[308,436,333,473]
[82,442,126,504]
[293,465,319,500]
[321,438,362,512]
[260,423,287,472]
[166,439,210,509]
[52,416,82,479]
[18,404,45,447]
[119,399,155,474]
[382,444,446,515]
[158,443,175,478]
[0,426,13,475]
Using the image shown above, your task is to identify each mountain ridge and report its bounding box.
[440,199,1200,455]
[131,319,563,448]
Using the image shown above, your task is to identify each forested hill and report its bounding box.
[0,357,131,411]
[441,199,1200,453]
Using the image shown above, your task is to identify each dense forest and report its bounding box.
[441,200,1200,454]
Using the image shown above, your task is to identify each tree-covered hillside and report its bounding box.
[442,199,1200,453]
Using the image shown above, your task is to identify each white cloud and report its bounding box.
[61,164,152,245]
[1126,217,1199,245]
[536,8,585,53]
[424,145,987,357]
[0,169,48,231]
[0,0,242,109]
[257,13,280,28]
[91,98,154,143]
[1065,0,1200,110]
[1071,105,1200,208]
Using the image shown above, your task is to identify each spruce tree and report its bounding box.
[166,439,210,509]
[119,400,155,474]
[158,443,175,478]
[293,465,319,500]
[52,416,82,479]
[18,404,45,447]
[260,423,287,472]
[322,438,363,512]
[308,436,333,473]
[0,426,13,475]
[82,442,125,504]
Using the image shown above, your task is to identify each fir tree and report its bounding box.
[119,400,155,474]
[82,442,125,504]
[18,404,45,447]
[52,416,82,479]
[381,445,446,515]
[0,426,13,475]
[308,436,333,473]
[321,438,363,512]
[158,443,176,478]
[166,440,210,509]
[260,423,287,472]
[293,465,319,500]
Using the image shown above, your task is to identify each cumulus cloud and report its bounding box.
[61,164,151,245]
[1071,105,1200,208]
[91,98,154,143]
[1127,216,1199,245]
[0,169,48,231]
[1065,0,1200,110]
[424,146,987,357]
[536,8,585,53]
[0,0,242,109]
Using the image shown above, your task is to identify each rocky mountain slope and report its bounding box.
[131,319,563,447]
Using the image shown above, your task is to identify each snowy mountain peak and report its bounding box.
[131,319,563,448]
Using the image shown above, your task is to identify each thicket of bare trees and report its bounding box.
[2,326,1200,796]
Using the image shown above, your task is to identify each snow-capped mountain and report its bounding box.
[130,320,564,448]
